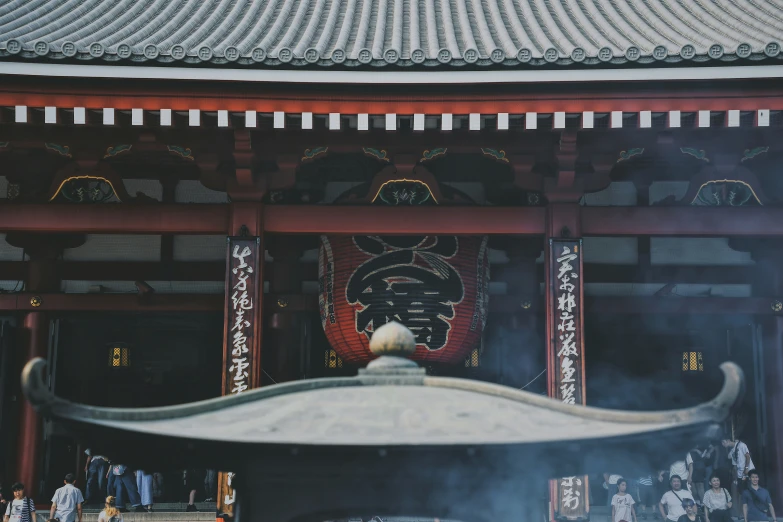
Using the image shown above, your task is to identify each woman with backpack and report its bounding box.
[703,474,732,522]
[2,483,34,522]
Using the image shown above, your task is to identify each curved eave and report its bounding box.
[23,358,743,448]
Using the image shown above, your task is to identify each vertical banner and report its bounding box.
[218,237,262,519]
[547,239,588,520]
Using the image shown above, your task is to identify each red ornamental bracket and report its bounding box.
[547,239,589,521]
[318,235,489,364]
[218,237,262,518]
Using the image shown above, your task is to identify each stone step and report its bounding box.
[37,502,218,522]
[37,513,215,522]
[80,503,217,513]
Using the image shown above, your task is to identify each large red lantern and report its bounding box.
[318,235,489,364]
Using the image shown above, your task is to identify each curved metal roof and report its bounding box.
[0,0,782,69]
[23,355,743,448]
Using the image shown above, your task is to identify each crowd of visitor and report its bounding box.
[0,448,217,520]
[606,439,777,522]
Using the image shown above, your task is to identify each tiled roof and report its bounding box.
[0,0,782,68]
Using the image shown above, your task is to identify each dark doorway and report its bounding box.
[41,312,223,498]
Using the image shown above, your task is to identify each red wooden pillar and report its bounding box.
[217,202,264,519]
[16,310,48,495]
[16,250,63,496]
[545,203,589,520]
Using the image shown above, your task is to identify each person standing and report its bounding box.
[634,474,656,520]
[723,439,755,516]
[183,469,204,512]
[50,473,84,522]
[670,460,690,491]
[702,442,719,486]
[703,473,732,522]
[135,470,153,513]
[108,464,142,513]
[204,470,216,502]
[660,475,695,522]
[605,473,624,506]
[3,483,34,522]
[687,445,708,503]
[742,470,777,522]
[677,499,705,522]
[612,479,638,522]
[84,449,109,505]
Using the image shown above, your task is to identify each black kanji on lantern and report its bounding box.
[346,236,464,351]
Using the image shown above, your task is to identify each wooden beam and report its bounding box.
[3,75,783,113]
[584,296,776,315]
[0,291,772,314]
[582,207,783,237]
[0,204,780,238]
[0,261,756,285]
[0,204,228,234]
[264,294,781,316]
[6,293,221,311]
[263,206,546,235]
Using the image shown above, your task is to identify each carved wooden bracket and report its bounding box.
[544,131,583,203]
[46,160,134,203]
[582,153,616,194]
[510,154,540,191]
[226,130,267,201]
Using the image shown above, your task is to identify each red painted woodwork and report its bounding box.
[1,77,783,113]
[319,235,489,364]
[12,293,222,311]
[0,204,227,234]
[0,261,758,285]
[0,292,771,315]
[16,311,48,497]
[218,207,265,518]
[581,207,783,237]
[264,206,546,235]
[0,203,783,237]
[2,205,783,237]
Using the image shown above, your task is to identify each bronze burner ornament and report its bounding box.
[22,322,743,522]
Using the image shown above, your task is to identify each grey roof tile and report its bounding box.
[0,0,782,67]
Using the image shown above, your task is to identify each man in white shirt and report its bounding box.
[50,473,84,522]
[723,438,755,516]
[660,475,695,522]
[723,439,755,485]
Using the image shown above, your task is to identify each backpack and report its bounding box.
[112,464,127,476]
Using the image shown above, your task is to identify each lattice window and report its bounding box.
[682,351,703,372]
[464,347,481,368]
[109,345,131,368]
[324,349,343,369]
